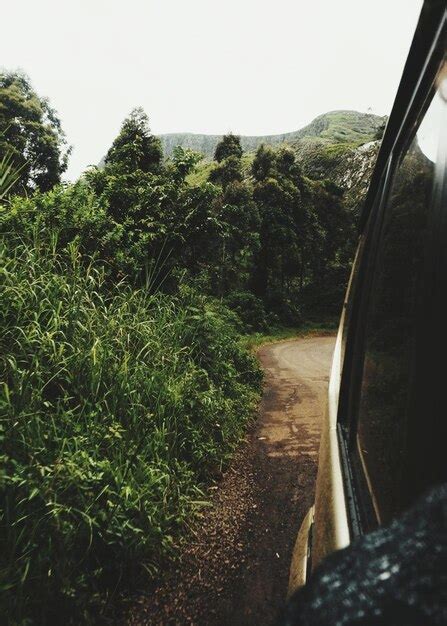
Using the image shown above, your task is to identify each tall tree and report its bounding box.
[0,71,70,191]
[214,181,260,295]
[210,135,244,189]
[209,154,243,188]
[105,107,162,174]
[214,133,243,163]
[168,146,202,182]
[251,144,277,181]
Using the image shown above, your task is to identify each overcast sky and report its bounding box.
[1,0,423,180]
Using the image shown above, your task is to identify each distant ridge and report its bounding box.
[98,110,386,214]
[158,110,386,159]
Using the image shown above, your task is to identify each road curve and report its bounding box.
[257,336,336,462]
[126,335,335,626]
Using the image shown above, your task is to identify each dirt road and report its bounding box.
[126,335,335,626]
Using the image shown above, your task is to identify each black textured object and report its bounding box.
[281,485,447,625]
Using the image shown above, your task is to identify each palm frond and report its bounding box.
[0,151,25,202]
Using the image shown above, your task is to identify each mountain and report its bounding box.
[99,111,385,213]
[174,111,386,213]
[283,111,385,211]
[158,110,385,160]
[300,139,381,213]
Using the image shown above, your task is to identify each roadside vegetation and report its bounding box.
[0,70,356,623]
[243,320,338,351]
[1,229,261,623]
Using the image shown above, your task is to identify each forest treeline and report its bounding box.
[1,73,356,328]
[0,71,356,622]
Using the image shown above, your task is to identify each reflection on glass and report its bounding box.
[417,89,444,162]
[356,91,443,524]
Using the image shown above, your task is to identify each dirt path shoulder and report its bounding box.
[126,335,335,626]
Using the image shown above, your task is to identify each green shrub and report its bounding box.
[225,291,267,332]
[264,288,303,327]
[0,230,261,624]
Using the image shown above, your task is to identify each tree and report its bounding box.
[105,107,162,174]
[214,133,243,163]
[252,176,299,300]
[214,181,260,294]
[177,181,222,275]
[168,146,202,182]
[251,144,277,181]
[0,71,70,191]
[276,146,302,180]
[209,155,243,188]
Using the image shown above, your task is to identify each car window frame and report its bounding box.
[336,5,447,537]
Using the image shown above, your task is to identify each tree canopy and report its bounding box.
[105,107,162,174]
[214,133,243,163]
[0,71,70,191]
[2,99,356,325]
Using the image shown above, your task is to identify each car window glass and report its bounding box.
[355,91,443,524]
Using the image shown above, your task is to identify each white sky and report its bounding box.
[1,0,423,180]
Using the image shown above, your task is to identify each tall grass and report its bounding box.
[0,228,262,623]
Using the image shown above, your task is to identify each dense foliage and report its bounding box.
[0,72,70,192]
[104,107,163,174]
[0,229,261,622]
[0,75,357,623]
[5,119,354,325]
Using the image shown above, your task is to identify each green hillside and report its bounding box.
[159,110,385,159]
[291,110,384,145]
[186,111,386,213]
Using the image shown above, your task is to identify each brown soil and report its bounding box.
[124,335,335,626]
